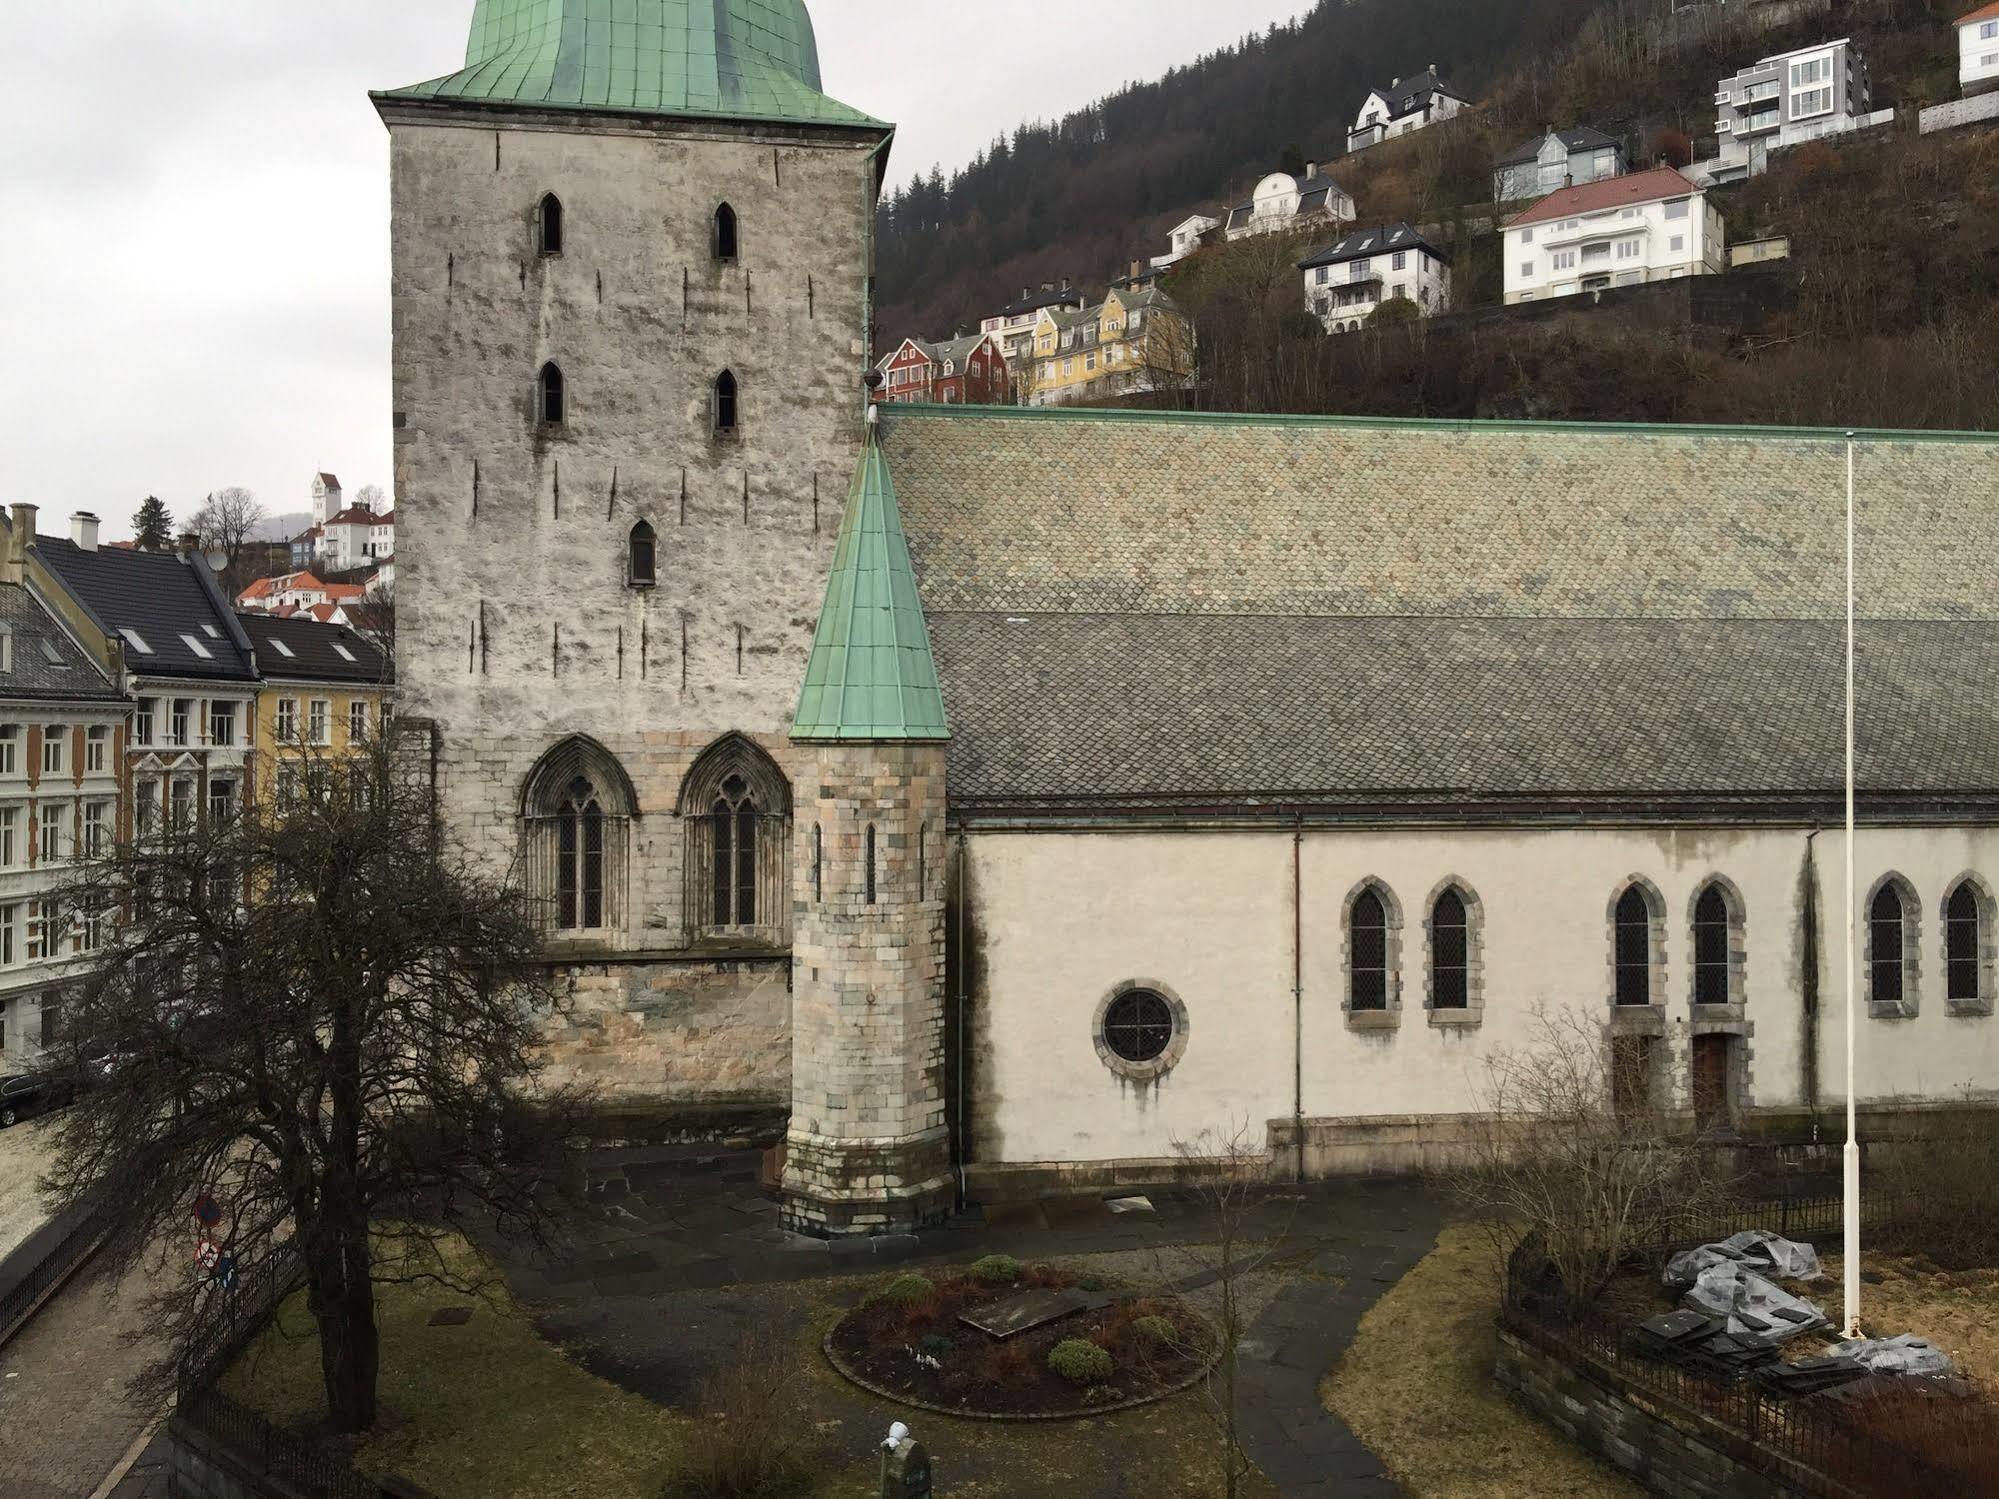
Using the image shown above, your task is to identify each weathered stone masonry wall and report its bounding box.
[384,104,881,1114]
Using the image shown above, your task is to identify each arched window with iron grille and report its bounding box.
[677,734,791,943]
[1349,887,1389,1011]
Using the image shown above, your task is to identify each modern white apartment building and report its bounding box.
[1299,225,1452,332]
[1711,37,1877,182]
[1503,167,1724,306]
[1960,3,1999,95]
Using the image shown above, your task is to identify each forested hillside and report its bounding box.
[873,0,1611,344]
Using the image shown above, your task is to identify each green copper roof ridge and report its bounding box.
[791,434,950,744]
[874,402,1999,447]
[376,0,888,133]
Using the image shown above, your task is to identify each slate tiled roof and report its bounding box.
[235,614,391,685]
[1300,224,1445,270]
[36,539,255,683]
[1367,69,1467,120]
[996,286,1085,319]
[877,406,1999,810]
[0,589,121,704]
[1495,126,1623,167]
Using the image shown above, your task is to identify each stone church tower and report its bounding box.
[374,1,920,1227]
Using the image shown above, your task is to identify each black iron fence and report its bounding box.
[0,1198,115,1344]
[1502,1196,1997,1499]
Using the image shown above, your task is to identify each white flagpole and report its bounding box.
[1843,432,1861,1338]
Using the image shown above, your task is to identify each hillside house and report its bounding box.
[874,333,1010,406]
[1022,286,1194,407]
[1493,127,1628,203]
[979,282,1086,400]
[1223,164,1355,241]
[1710,38,1880,182]
[1504,166,1724,305]
[1301,226,1452,332]
[1347,65,1468,152]
[1961,3,1999,95]
[1151,213,1223,270]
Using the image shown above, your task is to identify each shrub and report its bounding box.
[1047,1338,1114,1384]
[1132,1315,1177,1351]
[866,1273,935,1309]
[918,1333,954,1360]
[1874,1106,1999,1269]
[673,1310,809,1497]
[970,1254,1021,1285]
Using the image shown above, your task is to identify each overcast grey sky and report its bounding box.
[1,1,1307,541]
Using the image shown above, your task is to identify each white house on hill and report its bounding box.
[1504,166,1724,305]
[1348,65,1469,152]
[1152,213,1223,270]
[1223,165,1355,241]
[1300,225,1452,333]
[1961,2,1999,94]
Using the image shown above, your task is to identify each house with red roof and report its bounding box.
[236,570,367,625]
[1960,2,1999,95]
[1502,166,1724,306]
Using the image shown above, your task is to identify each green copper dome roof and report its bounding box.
[792,434,950,744]
[378,0,887,132]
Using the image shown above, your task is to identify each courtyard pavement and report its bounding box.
[493,1147,1442,1498]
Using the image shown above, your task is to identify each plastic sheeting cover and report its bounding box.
[1664,1230,1822,1288]
[1838,1334,1956,1376]
[1682,1260,1830,1345]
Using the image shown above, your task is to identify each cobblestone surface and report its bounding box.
[0,1254,167,1499]
[0,1117,59,1262]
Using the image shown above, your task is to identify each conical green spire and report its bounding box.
[792,433,949,743]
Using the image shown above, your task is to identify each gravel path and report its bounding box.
[0,1119,59,1263]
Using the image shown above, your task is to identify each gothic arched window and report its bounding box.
[1613,881,1662,1007]
[538,193,564,256]
[1944,877,1993,1013]
[627,521,657,587]
[521,736,636,936]
[1867,874,1919,1016]
[714,202,739,262]
[1690,879,1744,1008]
[713,370,738,434]
[539,362,566,426]
[678,734,791,941]
[1430,888,1468,1010]
[1349,886,1389,1012]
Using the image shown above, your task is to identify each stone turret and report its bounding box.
[782,423,954,1236]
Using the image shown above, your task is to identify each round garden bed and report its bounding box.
[826,1257,1217,1420]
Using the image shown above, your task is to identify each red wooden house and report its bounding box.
[873,332,1010,405]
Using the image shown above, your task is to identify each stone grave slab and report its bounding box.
[959,1287,1089,1341]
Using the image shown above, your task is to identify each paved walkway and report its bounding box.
[0,1253,167,1499]
[492,1147,1441,1498]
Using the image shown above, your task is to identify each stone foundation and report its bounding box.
[780,1123,955,1236]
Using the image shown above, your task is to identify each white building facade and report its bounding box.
[1347,67,1468,152]
[1711,37,1879,182]
[1152,213,1223,270]
[1300,225,1452,332]
[1961,3,1999,95]
[1504,167,1724,305]
[1224,167,1355,241]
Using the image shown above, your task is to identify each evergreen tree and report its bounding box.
[132,495,173,552]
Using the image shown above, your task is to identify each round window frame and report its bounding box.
[1092,979,1189,1082]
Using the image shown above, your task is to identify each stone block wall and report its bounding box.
[1920,92,1999,135]
[1495,1328,1816,1499]
[783,742,954,1234]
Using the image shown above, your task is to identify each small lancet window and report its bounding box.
[1350,888,1388,1011]
[864,824,877,906]
[1431,889,1468,1009]
[538,193,564,256]
[1693,884,1732,1005]
[539,362,566,426]
[1615,885,1653,1006]
[714,203,739,262]
[710,773,759,927]
[1871,883,1907,1009]
[627,521,657,587]
[713,370,738,434]
[1947,882,1981,1004]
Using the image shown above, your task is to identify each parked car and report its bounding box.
[0,1072,73,1128]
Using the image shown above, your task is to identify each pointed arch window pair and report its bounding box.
[1867,874,1992,1015]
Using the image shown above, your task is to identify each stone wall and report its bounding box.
[783,743,953,1234]
[1920,92,1999,135]
[1494,1327,1819,1499]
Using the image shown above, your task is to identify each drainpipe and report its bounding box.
[954,827,969,1213]
[1801,827,1822,1135]
[1293,812,1305,1184]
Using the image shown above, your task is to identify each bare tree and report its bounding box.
[41,733,589,1432]
[1440,1004,1738,1316]
[1150,1119,1293,1499]
[354,484,387,514]
[344,581,396,662]
[191,486,267,588]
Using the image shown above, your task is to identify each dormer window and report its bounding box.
[538,193,564,256]
[713,203,739,262]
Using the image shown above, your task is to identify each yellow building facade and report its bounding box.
[235,614,392,809]
[1022,286,1196,407]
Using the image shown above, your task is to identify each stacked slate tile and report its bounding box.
[1625,1309,1779,1385]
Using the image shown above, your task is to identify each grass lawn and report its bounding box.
[221,1235,692,1499]
[1320,1224,1642,1499]
[223,1237,1278,1499]
[1820,1253,1999,1386]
